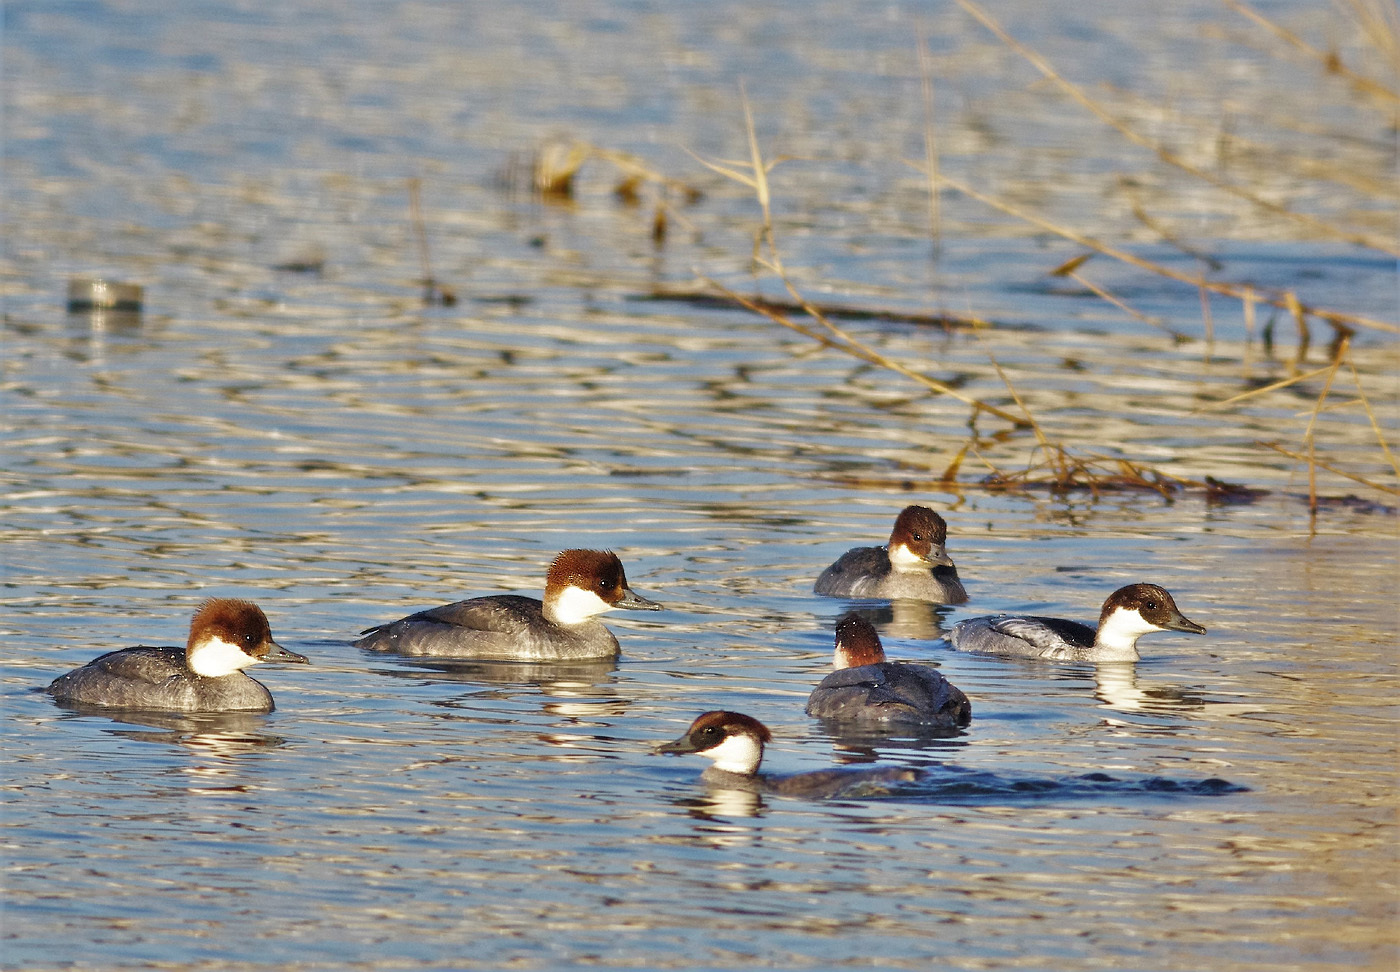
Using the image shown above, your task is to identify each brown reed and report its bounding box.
[689,29,1397,504]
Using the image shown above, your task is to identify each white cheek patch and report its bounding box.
[188,635,258,677]
[702,733,763,775]
[1095,607,1159,652]
[887,543,927,570]
[550,585,616,625]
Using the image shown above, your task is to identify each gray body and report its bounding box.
[355,595,620,661]
[47,646,277,712]
[948,615,1099,661]
[814,547,967,602]
[948,583,1205,663]
[658,709,923,800]
[699,764,923,799]
[805,661,971,728]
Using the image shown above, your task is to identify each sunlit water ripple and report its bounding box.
[3,2,1396,970]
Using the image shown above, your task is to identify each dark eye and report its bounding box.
[699,726,721,743]
[244,632,257,645]
[1144,601,1158,611]
[910,532,923,542]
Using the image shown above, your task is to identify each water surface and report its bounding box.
[3,2,1396,970]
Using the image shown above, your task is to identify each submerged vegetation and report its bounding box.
[671,0,1398,511]
[421,1,1397,512]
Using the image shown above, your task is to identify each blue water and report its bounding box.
[3,2,1396,970]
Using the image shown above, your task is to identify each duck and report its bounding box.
[947,583,1205,662]
[355,549,661,660]
[657,711,922,799]
[46,598,307,712]
[806,613,971,729]
[814,505,967,603]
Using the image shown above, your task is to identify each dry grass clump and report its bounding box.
[501,135,703,245]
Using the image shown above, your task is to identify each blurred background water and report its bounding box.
[2,1,1397,969]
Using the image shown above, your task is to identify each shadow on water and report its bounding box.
[667,762,1247,819]
[889,765,1248,803]
[810,720,971,760]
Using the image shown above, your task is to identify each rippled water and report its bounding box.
[3,2,1397,970]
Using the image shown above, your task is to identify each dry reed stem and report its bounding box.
[968,445,1006,482]
[1221,0,1400,103]
[1348,357,1400,476]
[1301,336,1348,446]
[1342,0,1400,68]
[924,168,1399,336]
[1129,200,1222,270]
[1261,442,1400,495]
[1051,254,1178,337]
[939,441,971,483]
[407,177,455,305]
[1298,398,1369,417]
[587,146,705,202]
[408,178,432,284]
[1195,362,1339,411]
[1072,269,1169,334]
[1299,337,1349,509]
[698,90,1393,501]
[984,352,1059,472]
[1283,291,1312,365]
[918,27,941,250]
[952,0,1400,257]
[703,276,1026,427]
[1106,85,1395,199]
[1198,278,1216,348]
[693,88,1029,428]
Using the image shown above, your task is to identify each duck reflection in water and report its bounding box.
[670,787,768,820]
[372,656,626,717]
[50,706,289,758]
[1092,663,1209,717]
[833,600,949,643]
